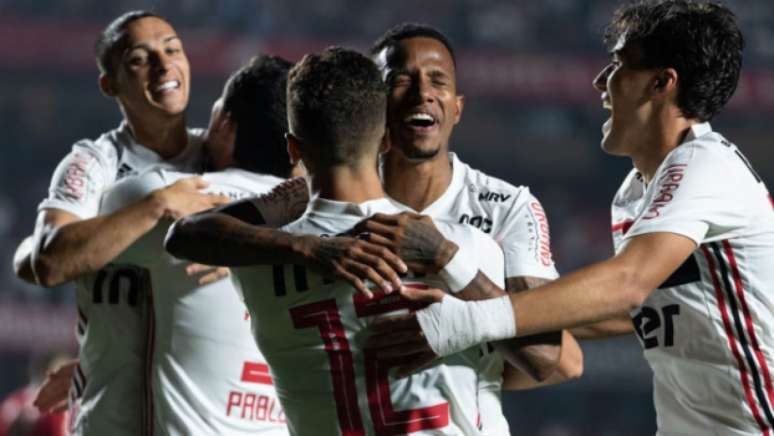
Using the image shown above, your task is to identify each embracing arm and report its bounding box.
[502,330,583,390]
[457,274,581,382]
[30,177,226,288]
[570,315,635,340]
[367,232,696,375]
[510,232,696,336]
[165,200,407,296]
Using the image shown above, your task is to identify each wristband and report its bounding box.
[438,244,478,293]
[416,295,517,357]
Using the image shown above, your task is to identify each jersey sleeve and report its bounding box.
[497,189,559,280]
[37,140,114,219]
[435,222,506,290]
[471,228,506,288]
[625,145,746,245]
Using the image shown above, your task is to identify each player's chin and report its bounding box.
[402,142,442,161]
[600,134,626,156]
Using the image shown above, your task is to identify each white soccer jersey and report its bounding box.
[611,123,774,436]
[38,123,206,436]
[233,196,506,436]
[401,152,560,436]
[101,168,289,436]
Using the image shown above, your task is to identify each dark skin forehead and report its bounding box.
[382,37,457,84]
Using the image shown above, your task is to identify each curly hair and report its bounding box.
[370,22,456,66]
[95,10,164,77]
[605,0,744,121]
[223,55,292,178]
[287,47,387,168]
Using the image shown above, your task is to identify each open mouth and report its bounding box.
[403,112,438,132]
[152,80,180,95]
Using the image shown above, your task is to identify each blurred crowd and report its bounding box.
[3,0,774,63]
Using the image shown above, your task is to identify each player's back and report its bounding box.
[234,196,505,436]
[101,168,289,435]
[62,126,205,436]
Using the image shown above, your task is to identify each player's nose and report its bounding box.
[593,64,611,92]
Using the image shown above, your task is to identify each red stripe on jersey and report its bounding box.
[241,362,273,385]
[769,194,774,210]
[611,220,634,235]
[724,241,774,412]
[701,245,770,435]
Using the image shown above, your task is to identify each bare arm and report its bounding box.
[13,236,37,284]
[570,315,635,340]
[499,276,564,381]
[510,233,696,336]
[457,275,582,382]
[165,202,407,296]
[354,212,579,381]
[31,177,227,287]
[366,232,696,375]
[502,330,583,390]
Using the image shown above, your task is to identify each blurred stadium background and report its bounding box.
[1,1,772,434]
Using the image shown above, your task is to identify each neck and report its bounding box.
[123,109,189,159]
[382,150,452,211]
[311,163,385,204]
[631,112,696,184]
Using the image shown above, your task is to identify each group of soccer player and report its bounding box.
[9,0,774,435]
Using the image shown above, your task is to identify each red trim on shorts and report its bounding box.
[701,245,770,435]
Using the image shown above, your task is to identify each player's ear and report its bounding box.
[98,74,118,97]
[652,68,678,94]
[286,133,303,166]
[453,94,464,125]
[378,128,391,155]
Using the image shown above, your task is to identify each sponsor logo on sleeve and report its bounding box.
[63,152,94,201]
[644,163,687,220]
[529,201,554,267]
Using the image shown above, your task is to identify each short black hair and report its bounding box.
[370,23,456,66]
[605,0,743,121]
[287,47,387,169]
[95,10,164,77]
[223,55,293,178]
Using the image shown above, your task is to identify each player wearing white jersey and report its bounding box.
[102,168,289,436]
[52,124,207,436]
[167,24,582,436]
[235,195,504,436]
[366,3,771,435]
[170,47,510,436]
[611,123,774,434]
[96,54,295,436]
[394,152,559,434]
[364,25,580,435]
[12,11,226,436]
